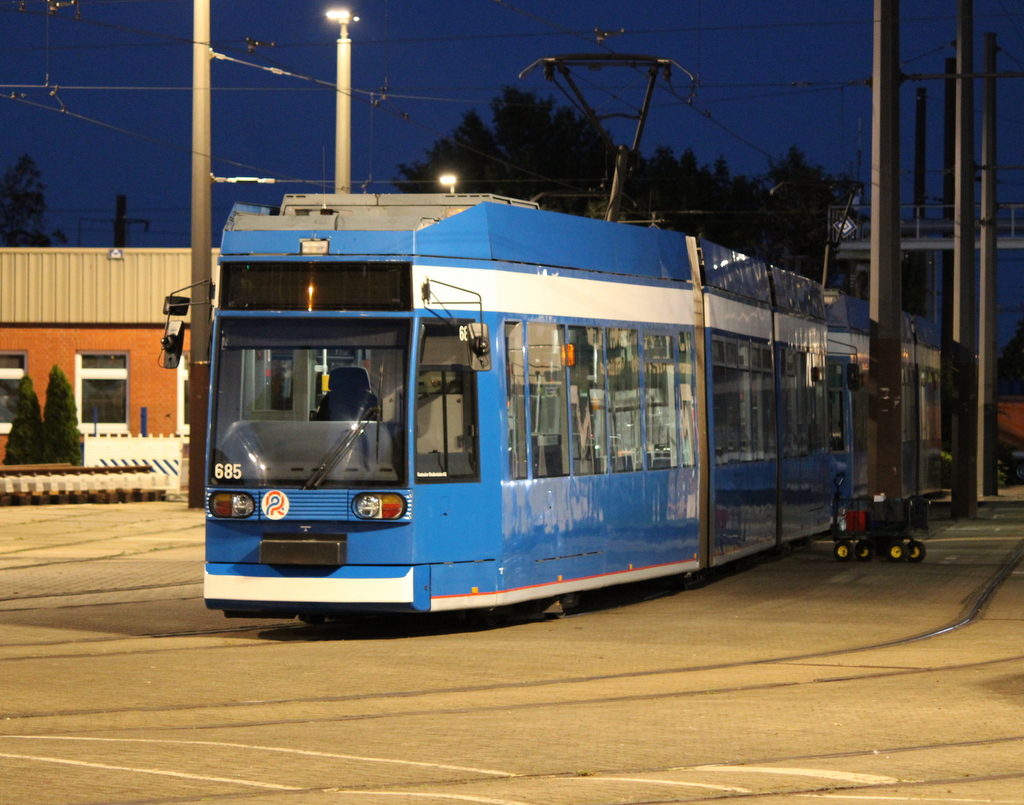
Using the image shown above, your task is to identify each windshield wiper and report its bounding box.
[303,404,380,490]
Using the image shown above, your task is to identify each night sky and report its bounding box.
[1,1,1022,334]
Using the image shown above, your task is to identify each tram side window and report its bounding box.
[780,350,797,457]
[921,367,941,443]
[810,351,828,452]
[852,362,869,453]
[711,337,740,463]
[415,321,479,481]
[736,342,753,461]
[713,337,775,464]
[608,328,641,472]
[747,343,768,460]
[757,344,777,456]
[781,348,824,458]
[902,359,915,443]
[527,323,570,478]
[505,322,528,480]
[678,332,696,467]
[644,334,678,470]
[827,359,846,452]
[568,325,608,475]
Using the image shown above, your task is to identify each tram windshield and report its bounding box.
[210,317,409,488]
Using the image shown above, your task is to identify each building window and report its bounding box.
[0,354,27,436]
[76,353,129,434]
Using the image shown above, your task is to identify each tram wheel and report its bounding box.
[834,540,853,561]
[907,539,926,563]
[855,539,874,561]
[887,542,905,562]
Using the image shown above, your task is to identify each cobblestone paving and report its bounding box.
[0,497,1020,805]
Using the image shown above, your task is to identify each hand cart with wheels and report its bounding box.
[830,475,928,563]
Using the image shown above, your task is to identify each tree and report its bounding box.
[999,317,1024,380]
[3,375,44,465]
[41,366,81,465]
[399,93,859,280]
[0,154,66,247]
[396,87,609,216]
[629,146,767,253]
[759,146,845,277]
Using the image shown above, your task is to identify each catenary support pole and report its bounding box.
[189,0,212,509]
[951,0,977,518]
[868,0,904,501]
[978,32,998,496]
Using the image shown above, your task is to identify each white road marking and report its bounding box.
[573,776,750,792]
[3,736,515,778]
[801,795,1022,803]
[325,793,534,805]
[0,751,301,790]
[692,765,904,785]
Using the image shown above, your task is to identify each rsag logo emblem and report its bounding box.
[261,490,290,520]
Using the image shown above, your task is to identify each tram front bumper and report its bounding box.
[204,563,431,613]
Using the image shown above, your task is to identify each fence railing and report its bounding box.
[830,203,1023,242]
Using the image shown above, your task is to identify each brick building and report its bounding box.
[0,248,203,461]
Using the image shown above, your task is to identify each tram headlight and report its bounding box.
[353,492,406,520]
[209,492,256,518]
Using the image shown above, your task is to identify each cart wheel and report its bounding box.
[855,539,874,561]
[907,539,926,563]
[834,540,853,561]
[887,542,905,562]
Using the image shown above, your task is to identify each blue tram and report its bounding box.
[188,193,844,618]
[824,293,942,502]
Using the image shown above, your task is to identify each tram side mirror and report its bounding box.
[847,363,862,391]
[161,320,185,369]
[163,294,191,316]
[467,323,491,372]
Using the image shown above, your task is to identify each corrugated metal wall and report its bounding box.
[0,249,218,324]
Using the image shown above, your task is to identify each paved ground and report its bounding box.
[0,492,1021,805]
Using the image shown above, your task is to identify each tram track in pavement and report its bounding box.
[7,648,1022,729]
[4,732,1022,805]
[1,537,1021,804]
[0,530,1019,657]
[3,583,1023,726]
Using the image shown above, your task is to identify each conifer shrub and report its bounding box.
[41,365,81,466]
[3,375,44,465]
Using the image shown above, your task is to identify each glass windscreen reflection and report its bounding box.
[210,317,409,487]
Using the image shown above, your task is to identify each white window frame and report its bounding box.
[176,351,191,436]
[0,353,27,435]
[76,352,130,435]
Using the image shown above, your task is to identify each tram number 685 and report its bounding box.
[214,463,243,480]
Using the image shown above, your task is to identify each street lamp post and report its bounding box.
[326,9,357,194]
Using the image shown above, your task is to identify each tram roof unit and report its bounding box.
[824,291,870,333]
[221,193,693,283]
[770,267,826,321]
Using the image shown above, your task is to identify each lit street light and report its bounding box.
[439,174,457,195]
[326,9,358,194]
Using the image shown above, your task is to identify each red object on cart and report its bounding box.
[845,509,868,532]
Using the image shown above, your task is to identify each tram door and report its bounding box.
[412,318,494,565]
